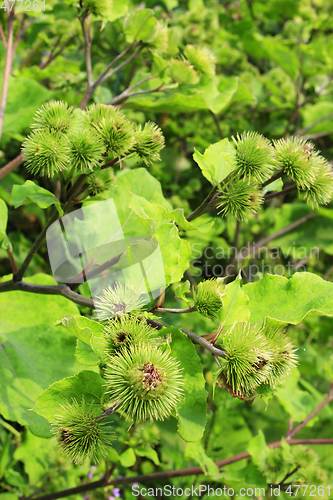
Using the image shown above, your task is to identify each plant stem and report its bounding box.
[151,306,197,314]
[15,174,87,282]
[99,45,143,86]
[261,169,284,188]
[0,10,14,139]
[0,280,94,308]
[286,383,333,439]
[211,111,223,139]
[264,184,298,201]
[278,466,299,485]
[146,318,227,358]
[0,153,23,181]
[0,21,6,47]
[93,41,141,89]
[29,439,333,500]
[6,246,18,275]
[39,36,75,70]
[80,14,92,89]
[107,74,159,105]
[296,111,333,136]
[186,186,217,222]
[78,44,144,109]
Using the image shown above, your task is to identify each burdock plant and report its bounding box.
[85,104,135,157]
[105,344,183,422]
[94,283,146,320]
[264,324,298,387]
[130,122,165,166]
[216,322,273,398]
[51,398,114,465]
[22,130,70,177]
[273,136,316,188]
[102,315,158,356]
[22,101,166,177]
[30,100,77,135]
[194,278,225,320]
[217,179,263,222]
[68,129,105,171]
[233,131,277,183]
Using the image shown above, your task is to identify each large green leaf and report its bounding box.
[123,9,157,43]
[218,276,250,333]
[261,38,299,78]
[125,77,253,114]
[274,369,317,422]
[89,168,172,237]
[168,328,208,442]
[129,194,195,231]
[1,78,50,137]
[153,223,191,286]
[243,272,333,325]
[12,181,63,216]
[14,431,58,484]
[57,315,105,364]
[301,101,333,133]
[0,274,96,437]
[104,0,128,22]
[193,139,236,185]
[125,92,211,113]
[34,370,105,421]
[199,77,239,114]
[185,442,219,479]
[57,314,103,344]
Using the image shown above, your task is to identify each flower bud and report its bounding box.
[31,100,77,135]
[52,399,114,464]
[233,131,277,183]
[216,322,272,398]
[218,179,263,221]
[194,278,225,320]
[22,130,70,177]
[131,122,165,166]
[105,344,183,422]
[69,129,105,171]
[102,315,158,356]
[95,283,146,320]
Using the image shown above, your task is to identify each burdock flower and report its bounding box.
[273,137,316,188]
[233,131,277,183]
[216,322,272,398]
[102,315,158,356]
[31,100,77,135]
[217,179,263,222]
[87,169,114,195]
[301,156,333,208]
[263,324,298,387]
[68,129,105,171]
[194,278,226,320]
[51,398,114,464]
[22,130,70,177]
[84,104,135,157]
[130,122,165,166]
[94,283,146,320]
[105,344,184,422]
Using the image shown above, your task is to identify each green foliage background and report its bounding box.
[0,0,333,499]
